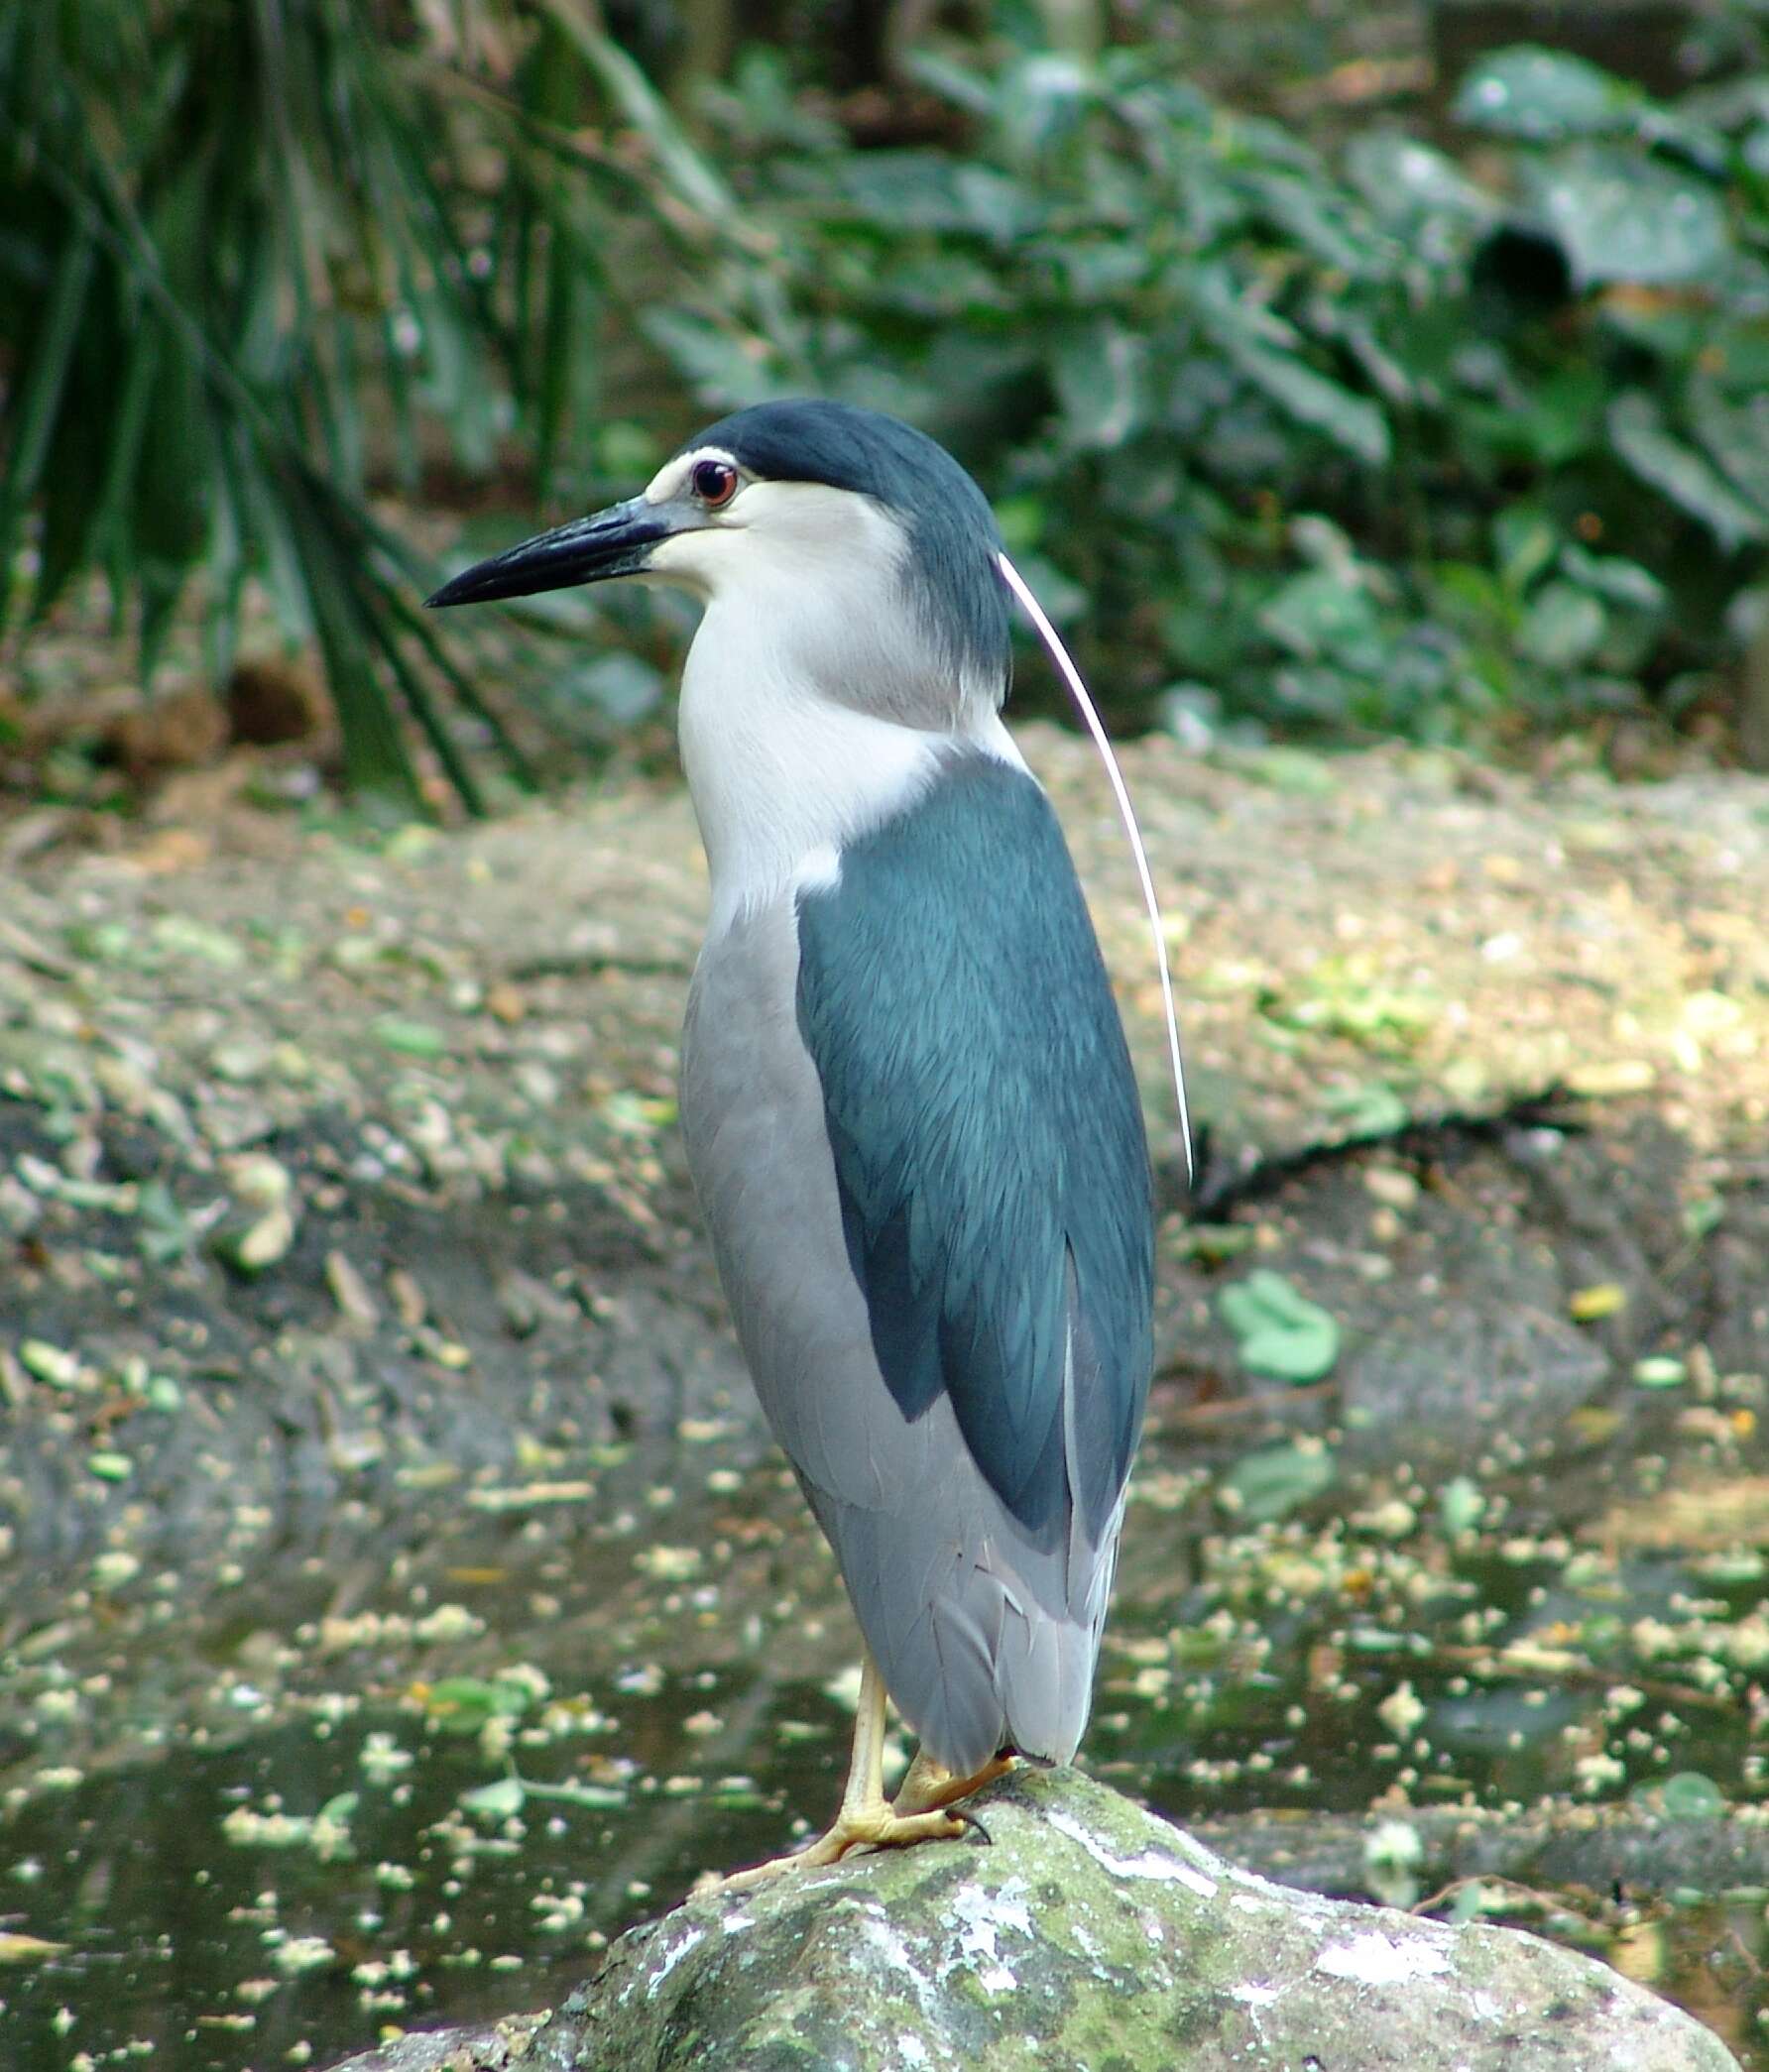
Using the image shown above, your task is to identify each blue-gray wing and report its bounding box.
[679,749,1154,1772]
[794,751,1153,1549]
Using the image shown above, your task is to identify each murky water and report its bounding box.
[3,1420,1766,2070]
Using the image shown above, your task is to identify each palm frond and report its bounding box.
[0,0,748,809]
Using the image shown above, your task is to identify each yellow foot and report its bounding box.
[711,1803,969,1893]
[698,1653,1008,1894]
[892,1749,1015,1819]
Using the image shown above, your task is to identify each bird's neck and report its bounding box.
[677,597,1023,937]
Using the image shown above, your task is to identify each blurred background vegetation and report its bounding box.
[3,0,1768,815]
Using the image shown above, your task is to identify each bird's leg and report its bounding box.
[713,1652,969,1891]
[892,1747,1015,1819]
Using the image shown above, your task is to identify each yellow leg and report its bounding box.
[713,1653,972,1892]
[892,1746,1015,1818]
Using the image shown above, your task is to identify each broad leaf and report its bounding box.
[1516,581,1606,668]
[1609,393,1767,550]
[1219,1270,1341,1382]
[1521,146,1730,288]
[1454,47,1638,142]
[1222,1440,1338,1523]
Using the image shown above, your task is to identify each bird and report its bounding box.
[428,399,1162,1878]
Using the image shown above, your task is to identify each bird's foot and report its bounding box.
[696,1657,1012,1894]
[707,1802,970,1893]
[891,1749,1014,1818]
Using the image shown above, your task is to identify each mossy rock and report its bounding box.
[324,1769,1736,2071]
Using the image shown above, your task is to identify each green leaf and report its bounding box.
[1172,1222,1257,1264]
[1631,1356,1687,1389]
[1439,1475,1485,1536]
[1259,569,1382,664]
[283,476,422,808]
[1454,47,1638,142]
[1245,746,1340,796]
[1344,133,1491,228]
[459,1777,527,1820]
[426,1675,535,1728]
[1228,341,1390,465]
[1687,381,1769,526]
[150,915,244,966]
[1241,167,1386,279]
[1521,147,1730,288]
[0,6,709,813]
[1516,581,1606,668]
[137,1178,192,1264]
[533,0,743,233]
[83,320,165,589]
[372,1016,446,1060]
[1493,507,1560,594]
[518,1776,630,1809]
[1322,1082,1410,1135]
[1608,394,1767,551]
[1052,322,1145,450]
[1222,1441,1337,1523]
[0,225,96,629]
[1659,1771,1724,1820]
[1219,1270,1341,1382]
[643,308,783,409]
[808,150,1032,239]
[1556,544,1667,613]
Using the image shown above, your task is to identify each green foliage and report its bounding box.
[660,38,1769,741]
[686,47,1426,726]
[5,13,1767,780]
[1220,1439,1338,1523]
[0,0,747,805]
[1219,1269,1341,1383]
[1654,1770,1726,1820]
[424,1673,535,1732]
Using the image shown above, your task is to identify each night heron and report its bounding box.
[428,400,1187,1877]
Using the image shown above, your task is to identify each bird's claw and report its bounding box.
[711,1803,969,1891]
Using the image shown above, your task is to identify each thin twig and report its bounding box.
[1411,1871,1595,1921]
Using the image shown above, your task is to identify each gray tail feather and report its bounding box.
[823,1484,1116,1777]
[802,1333,1127,1779]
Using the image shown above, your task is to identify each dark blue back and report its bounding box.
[795,753,1153,1543]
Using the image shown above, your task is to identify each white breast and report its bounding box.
[682,667,940,932]
[665,486,1026,936]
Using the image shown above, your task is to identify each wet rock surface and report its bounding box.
[317,1770,1739,2072]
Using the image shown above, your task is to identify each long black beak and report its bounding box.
[424,497,674,609]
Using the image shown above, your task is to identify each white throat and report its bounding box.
[658,484,1020,934]
[679,657,920,932]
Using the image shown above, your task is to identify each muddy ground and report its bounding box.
[2,727,1766,1574]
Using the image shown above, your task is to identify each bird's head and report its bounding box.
[426,400,1011,722]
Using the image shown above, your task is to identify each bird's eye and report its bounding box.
[691,459,739,508]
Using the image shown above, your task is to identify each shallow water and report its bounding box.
[3,1419,1766,2070]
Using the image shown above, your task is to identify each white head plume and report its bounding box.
[996,551,1194,1188]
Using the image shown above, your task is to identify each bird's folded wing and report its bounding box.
[794,750,1153,1545]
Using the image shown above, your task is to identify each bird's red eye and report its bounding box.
[691,459,739,508]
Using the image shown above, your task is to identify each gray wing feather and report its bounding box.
[681,897,1120,1775]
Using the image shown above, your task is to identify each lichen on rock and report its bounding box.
[322,1769,1738,2071]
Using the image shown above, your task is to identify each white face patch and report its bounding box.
[656,475,1006,755]
[644,445,743,507]
[644,478,905,608]
[664,481,962,928]
[659,484,909,674]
